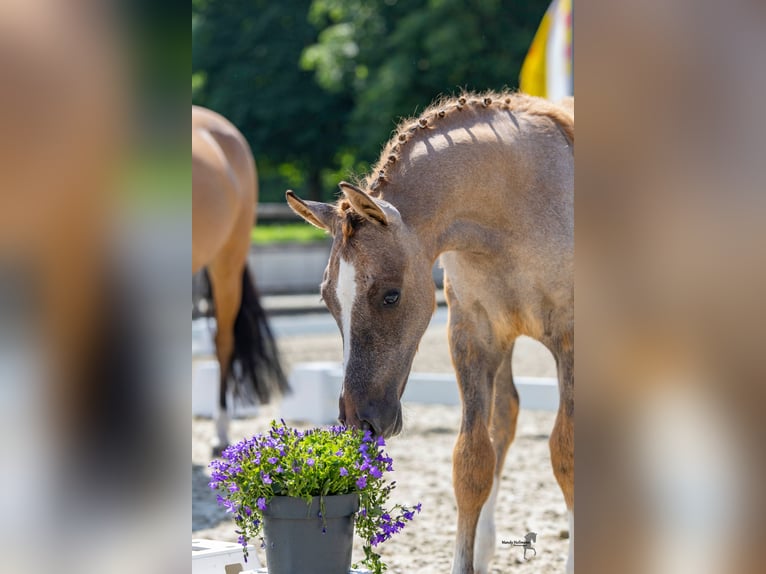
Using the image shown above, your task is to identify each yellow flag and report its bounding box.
[520,0,573,100]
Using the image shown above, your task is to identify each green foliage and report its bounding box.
[251,223,328,245]
[193,0,549,201]
[304,0,548,159]
[193,0,353,201]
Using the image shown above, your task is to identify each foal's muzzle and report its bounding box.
[338,393,402,438]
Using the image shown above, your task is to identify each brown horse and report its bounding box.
[192,106,288,452]
[286,92,573,573]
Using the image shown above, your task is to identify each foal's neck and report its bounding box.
[376,107,572,265]
[378,140,515,263]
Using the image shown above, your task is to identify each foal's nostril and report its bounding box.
[359,419,380,437]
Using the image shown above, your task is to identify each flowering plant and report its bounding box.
[209,420,421,574]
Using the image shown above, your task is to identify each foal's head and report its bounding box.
[287,182,435,437]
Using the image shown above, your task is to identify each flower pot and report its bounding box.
[261,493,359,574]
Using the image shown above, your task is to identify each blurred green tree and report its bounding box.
[302,0,548,161]
[192,0,549,201]
[193,0,352,201]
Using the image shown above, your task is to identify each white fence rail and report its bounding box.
[193,359,559,422]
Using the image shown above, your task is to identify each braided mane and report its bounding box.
[363,91,574,193]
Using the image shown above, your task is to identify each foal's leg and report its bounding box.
[551,345,574,573]
[448,301,504,574]
[473,346,520,573]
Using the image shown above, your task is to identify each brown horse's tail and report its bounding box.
[230,267,290,404]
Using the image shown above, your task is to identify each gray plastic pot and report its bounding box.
[261,493,360,574]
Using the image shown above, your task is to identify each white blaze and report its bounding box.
[336,257,358,370]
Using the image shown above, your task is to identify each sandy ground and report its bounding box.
[192,316,569,573]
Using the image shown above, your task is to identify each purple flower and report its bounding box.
[220,498,237,513]
[208,419,417,568]
[415,503,422,513]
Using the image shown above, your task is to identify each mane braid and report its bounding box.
[364,90,574,193]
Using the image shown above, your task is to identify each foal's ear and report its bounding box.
[285,190,336,232]
[338,181,388,226]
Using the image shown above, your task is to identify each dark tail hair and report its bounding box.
[229,267,290,404]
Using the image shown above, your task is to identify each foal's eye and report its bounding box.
[382,289,401,306]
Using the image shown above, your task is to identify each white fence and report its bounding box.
[279,363,559,425]
[193,357,559,422]
[248,242,445,295]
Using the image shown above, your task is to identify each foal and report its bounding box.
[287,92,573,573]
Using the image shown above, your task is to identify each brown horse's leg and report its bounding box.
[448,298,504,574]
[551,344,574,573]
[474,346,520,573]
[208,257,244,452]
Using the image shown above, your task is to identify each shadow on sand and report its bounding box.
[193,463,232,532]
